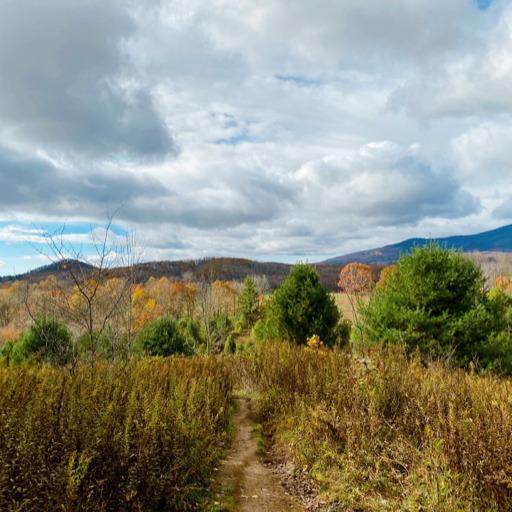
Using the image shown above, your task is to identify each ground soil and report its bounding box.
[209,398,305,512]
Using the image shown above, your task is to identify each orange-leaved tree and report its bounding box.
[496,275,511,293]
[338,262,375,355]
[377,265,397,289]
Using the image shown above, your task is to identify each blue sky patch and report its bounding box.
[0,221,128,277]
[477,0,494,10]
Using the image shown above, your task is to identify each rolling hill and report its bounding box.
[318,224,512,265]
[0,257,346,291]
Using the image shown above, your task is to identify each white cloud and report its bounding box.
[0,0,510,273]
[0,226,46,244]
[177,0,482,74]
[452,120,512,181]
[392,2,512,118]
[291,142,479,227]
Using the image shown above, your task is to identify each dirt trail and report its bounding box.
[211,399,303,512]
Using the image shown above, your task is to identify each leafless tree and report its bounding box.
[251,274,271,296]
[35,212,143,364]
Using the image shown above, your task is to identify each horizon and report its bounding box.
[2,220,511,278]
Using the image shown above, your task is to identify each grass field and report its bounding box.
[2,336,512,511]
[253,341,512,511]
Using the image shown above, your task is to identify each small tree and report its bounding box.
[197,271,217,354]
[223,334,236,355]
[266,263,344,347]
[34,213,142,363]
[238,276,259,327]
[134,317,191,357]
[209,313,233,353]
[338,262,375,355]
[365,241,511,369]
[177,317,203,353]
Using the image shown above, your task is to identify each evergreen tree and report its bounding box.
[365,241,511,369]
[266,263,344,346]
[238,275,259,327]
[7,316,72,365]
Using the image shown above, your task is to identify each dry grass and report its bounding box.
[0,357,233,511]
[333,292,371,326]
[253,341,512,511]
[4,340,512,511]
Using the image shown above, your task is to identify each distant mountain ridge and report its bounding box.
[4,225,512,286]
[318,224,512,265]
[0,257,346,291]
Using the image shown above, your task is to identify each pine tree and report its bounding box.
[238,276,259,327]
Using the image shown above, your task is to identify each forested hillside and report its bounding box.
[1,257,361,292]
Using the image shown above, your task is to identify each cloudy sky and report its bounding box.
[0,0,511,275]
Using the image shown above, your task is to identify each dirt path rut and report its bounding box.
[211,399,303,512]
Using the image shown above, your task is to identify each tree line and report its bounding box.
[2,235,512,374]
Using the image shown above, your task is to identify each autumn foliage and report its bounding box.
[338,262,375,295]
[0,272,253,359]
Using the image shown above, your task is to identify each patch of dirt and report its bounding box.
[210,399,303,511]
[263,447,333,511]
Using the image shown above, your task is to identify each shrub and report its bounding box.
[177,316,203,352]
[77,329,115,360]
[251,312,279,343]
[0,358,233,511]
[364,242,511,370]
[8,316,71,365]
[234,317,246,333]
[0,340,14,363]
[135,317,191,357]
[223,334,236,355]
[255,341,512,511]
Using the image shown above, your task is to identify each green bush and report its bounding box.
[177,316,203,352]
[77,329,116,360]
[223,334,236,355]
[8,316,71,365]
[209,313,232,352]
[334,318,351,347]
[234,317,246,333]
[135,317,191,357]
[251,312,279,343]
[365,242,511,370]
[0,340,14,364]
[261,263,343,347]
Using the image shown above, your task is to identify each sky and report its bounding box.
[0,0,511,276]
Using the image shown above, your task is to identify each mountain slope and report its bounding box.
[1,257,345,291]
[318,224,512,265]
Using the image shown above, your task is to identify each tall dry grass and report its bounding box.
[254,341,512,511]
[0,357,233,511]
